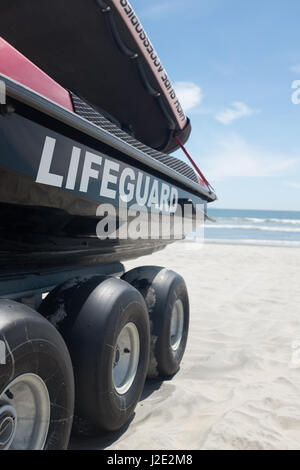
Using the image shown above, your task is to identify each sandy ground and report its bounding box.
[72,242,300,450]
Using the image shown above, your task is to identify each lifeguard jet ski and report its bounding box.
[0,0,216,272]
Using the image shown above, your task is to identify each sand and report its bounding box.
[72,242,300,450]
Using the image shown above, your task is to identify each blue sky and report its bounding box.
[134,0,300,210]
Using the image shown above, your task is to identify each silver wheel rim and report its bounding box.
[0,373,50,450]
[170,299,184,351]
[113,322,140,395]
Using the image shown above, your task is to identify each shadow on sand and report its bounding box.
[69,378,167,450]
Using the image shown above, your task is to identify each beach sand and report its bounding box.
[72,242,300,450]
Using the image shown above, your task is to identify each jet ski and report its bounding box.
[0,0,216,273]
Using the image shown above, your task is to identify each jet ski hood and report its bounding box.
[0,0,191,153]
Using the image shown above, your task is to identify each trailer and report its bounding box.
[0,260,191,449]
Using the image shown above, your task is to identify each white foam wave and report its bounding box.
[214,217,300,225]
[205,224,300,233]
[204,239,300,247]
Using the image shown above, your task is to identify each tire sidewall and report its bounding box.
[154,274,189,376]
[95,297,150,430]
[122,267,190,378]
[0,301,74,450]
[41,276,150,433]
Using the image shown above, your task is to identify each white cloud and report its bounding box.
[174,81,203,112]
[215,101,258,125]
[202,133,297,182]
[290,64,300,74]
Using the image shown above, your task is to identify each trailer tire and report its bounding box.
[122,267,189,378]
[39,276,150,434]
[0,300,74,450]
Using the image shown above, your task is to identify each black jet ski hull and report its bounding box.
[0,77,213,273]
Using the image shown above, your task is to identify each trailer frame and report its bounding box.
[0,262,124,309]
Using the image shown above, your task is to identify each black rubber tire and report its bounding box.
[0,299,74,450]
[122,266,189,378]
[39,275,150,434]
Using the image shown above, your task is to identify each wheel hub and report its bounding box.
[170,299,184,352]
[0,373,50,450]
[113,322,140,395]
[114,347,120,365]
[0,404,17,450]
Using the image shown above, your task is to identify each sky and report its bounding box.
[133,0,300,210]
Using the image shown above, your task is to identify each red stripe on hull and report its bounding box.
[0,37,73,111]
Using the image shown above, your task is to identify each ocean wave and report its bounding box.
[213,217,300,225]
[205,224,300,232]
[203,239,300,247]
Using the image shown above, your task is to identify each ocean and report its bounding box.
[202,208,300,247]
